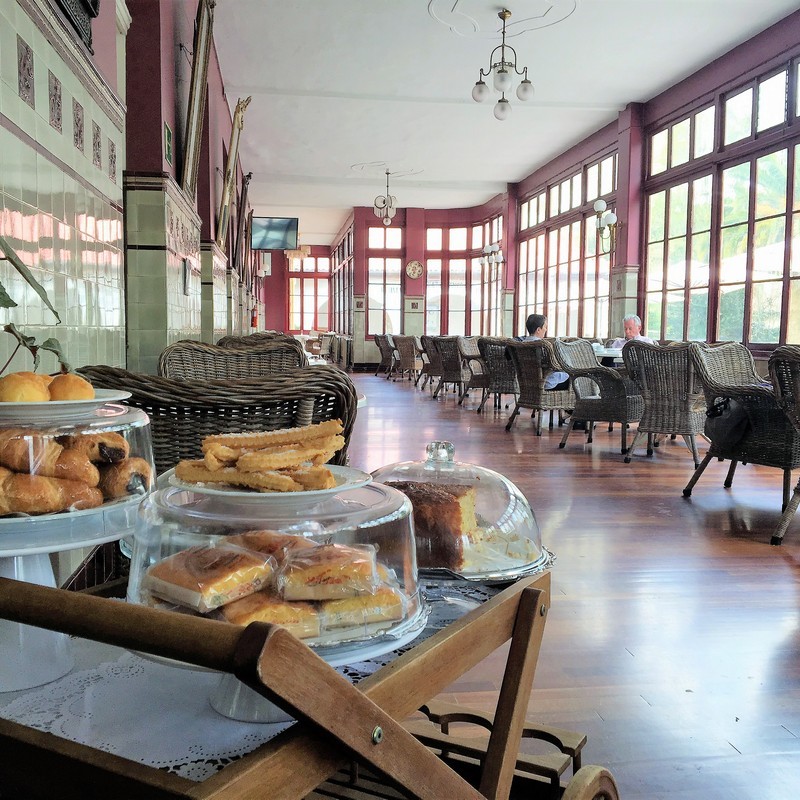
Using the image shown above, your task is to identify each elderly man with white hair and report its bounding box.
[609,314,654,349]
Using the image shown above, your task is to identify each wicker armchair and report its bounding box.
[418,335,442,391]
[456,336,489,406]
[683,342,800,523]
[319,333,336,361]
[621,340,705,467]
[477,337,519,413]
[432,336,471,399]
[217,332,297,347]
[505,340,575,435]
[374,334,397,378]
[553,338,644,453]
[768,345,800,544]
[157,339,306,380]
[77,364,357,475]
[391,335,422,382]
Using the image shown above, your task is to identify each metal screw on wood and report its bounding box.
[540,604,547,616]
[371,726,383,744]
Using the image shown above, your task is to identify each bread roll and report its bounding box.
[0,466,103,515]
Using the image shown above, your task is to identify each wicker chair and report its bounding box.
[456,336,489,406]
[418,335,442,391]
[391,335,422,382]
[217,332,297,347]
[157,339,306,380]
[477,336,519,413]
[621,340,705,467]
[553,338,644,454]
[432,336,471,399]
[768,345,800,544]
[683,342,800,521]
[374,334,397,378]
[77,364,357,475]
[319,333,336,361]
[505,340,575,435]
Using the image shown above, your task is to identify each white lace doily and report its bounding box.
[0,652,292,781]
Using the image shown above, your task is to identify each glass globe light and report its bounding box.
[604,211,618,226]
[516,79,534,101]
[493,98,511,121]
[593,199,607,214]
[472,80,490,103]
[383,216,392,226]
[493,67,512,94]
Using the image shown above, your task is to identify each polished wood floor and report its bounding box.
[346,372,800,800]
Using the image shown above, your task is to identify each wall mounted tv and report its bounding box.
[251,217,299,250]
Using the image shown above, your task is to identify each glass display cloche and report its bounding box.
[128,481,426,657]
[371,441,551,582]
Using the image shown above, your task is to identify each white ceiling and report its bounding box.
[213,0,799,245]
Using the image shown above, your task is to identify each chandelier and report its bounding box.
[471,9,534,121]
[373,169,397,226]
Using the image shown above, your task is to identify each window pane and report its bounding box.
[687,288,708,340]
[427,228,443,250]
[368,257,384,277]
[647,293,663,339]
[572,173,582,208]
[386,307,401,335]
[749,281,782,342]
[752,217,786,280]
[560,179,571,214]
[718,284,745,341]
[651,130,668,175]
[385,227,402,249]
[600,156,615,195]
[668,183,689,238]
[386,258,402,284]
[450,227,467,250]
[792,214,800,276]
[664,291,685,340]
[519,202,529,230]
[788,279,800,343]
[755,149,787,218]
[721,163,751,226]
[472,225,483,248]
[724,88,753,145]
[667,237,687,289]
[317,257,330,272]
[647,242,664,291]
[690,232,710,287]
[694,107,715,158]
[719,224,748,283]
[757,71,787,132]
[692,175,713,231]
[302,257,315,272]
[586,164,599,200]
[671,119,690,167]
[368,228,384,249]
[289,257,301,273]
[649,191,666,241]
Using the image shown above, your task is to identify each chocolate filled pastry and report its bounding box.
[98,457,153,500]
[0,466,103,515]
[0,428,99,486]
[58,431,130,463]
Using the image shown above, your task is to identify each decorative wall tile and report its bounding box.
[17,36,35,108]
[92,122,101,168]
[108,139,116,182]
[49,71,62,132]
[73,99,84,152]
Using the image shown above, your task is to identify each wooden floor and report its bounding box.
[346,372,800,800]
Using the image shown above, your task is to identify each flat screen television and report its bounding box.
[250,217,299,250]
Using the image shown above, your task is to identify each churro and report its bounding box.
[175,460,303,492]
[202,419,343,451]
[235,436,344,472]
[283,465,337,490]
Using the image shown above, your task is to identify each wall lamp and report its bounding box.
[593,199,618,255]
[479,243,503,266]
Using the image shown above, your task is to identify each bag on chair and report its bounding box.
[704,397,751,450]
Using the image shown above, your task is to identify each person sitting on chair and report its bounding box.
[609,314,654,349]
[515,313,570,391]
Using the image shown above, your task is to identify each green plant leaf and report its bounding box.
[0,280,17,309]
[0,235,61,323]
[39,338,71,372]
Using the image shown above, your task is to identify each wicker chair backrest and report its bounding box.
[374,334,397,364]
[217,333,297,348]
[622,340,699,401]
[505,341,555,404]
[477,337,519,394]
[689,341,762,402]
[769,345,800,435]
[457,337,481,359]
[77,364,357,475]
[420,335,444,374]
[392,335,420,370]
[158,340,306,380]
[553,338,598,397]
[435,336,469,382]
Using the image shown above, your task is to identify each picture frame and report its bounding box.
[215,96,251,250]
[180,0,215,199]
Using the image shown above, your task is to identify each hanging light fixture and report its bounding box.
[373,169,398,226]
[593,199,619,255]
[479,243,503,266]
[472,9,534,120]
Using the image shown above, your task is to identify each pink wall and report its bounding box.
[91,0,119,94]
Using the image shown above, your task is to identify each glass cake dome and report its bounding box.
[128,481,426,657]
[371,441,551,582]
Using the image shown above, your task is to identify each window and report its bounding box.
[288,255,330,332]
[367,257,402,336]
[425,259,442,334]
[650,106,717,176]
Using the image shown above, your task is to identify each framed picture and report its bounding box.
[216,96,251,250]
[181,0,215,198]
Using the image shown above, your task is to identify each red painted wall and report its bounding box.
[91,0,119,94]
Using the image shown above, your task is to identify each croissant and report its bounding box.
[0,429,99,486]
[98,457,153,500]
[57,431,129,463]
[0,467,103,515]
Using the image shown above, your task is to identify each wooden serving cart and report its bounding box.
[0,573,618,800]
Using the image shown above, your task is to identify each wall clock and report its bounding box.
[405,259,424,279]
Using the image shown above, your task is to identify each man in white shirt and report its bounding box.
[515,314,569,390]
[609,314,654,349]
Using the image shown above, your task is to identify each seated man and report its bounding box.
[515,313,569,391]
[609,314,654,349]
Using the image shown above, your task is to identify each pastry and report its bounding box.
[175,459,303,492]
[58,431,130,463]
[201,419,343,451]
[235,436,344,472]
[386,481,478,571]
[220,591,320,639]
[0,429,99,486]
[47,373,94,400]
[98,457,153,499]
[278,543,379,601]
[226,530,317,564]
[319,585,405,631]
[142,544,276,613]
[0,466,103,515]
[0,372,50,402]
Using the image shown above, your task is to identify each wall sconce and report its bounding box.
[593,199,618,255]
[479,243,503,266]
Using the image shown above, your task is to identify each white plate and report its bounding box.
[166,464,372,505]
[0,389,132,421]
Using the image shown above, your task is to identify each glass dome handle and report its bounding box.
[425,441,455,463]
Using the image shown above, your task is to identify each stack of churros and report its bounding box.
[174,419,344,493]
